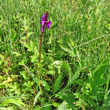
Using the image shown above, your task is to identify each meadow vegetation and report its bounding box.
[0,0,110,109]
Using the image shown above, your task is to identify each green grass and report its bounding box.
[0,0,110,109]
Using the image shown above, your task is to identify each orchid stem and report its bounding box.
[39,32,43,64]
[38,32,43,92]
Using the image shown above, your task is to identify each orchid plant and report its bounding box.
[38,11,52,92]
[39,11,52,64]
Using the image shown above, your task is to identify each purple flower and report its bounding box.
[41,11,52,33]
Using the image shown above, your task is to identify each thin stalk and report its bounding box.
[39,32,43,64]
[38,32,43,92]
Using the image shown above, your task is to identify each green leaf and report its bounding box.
[81,0,86,4]
[52,61,63,68]
[88,99,96,107]
[92,59,107,87]
[93,58,107,75]
[18,59,25,65]
[0,54,5,65]
[54,74,63,93]
[56,91,75,104]
[23,42,29,49]
[30,54,38,63]
[20,71,27,79]
[23,64,38,84]
[28,40,34,51]
[64,66,82,90]
[62,61,73,80]
[41,80,50,92]
[27,32,33,38]
[13,52,21,56]
[41,105,51,110]
[33,91,42,106]
[1,99,25,107]
[60,45,75,57]
[52,102,59,107]
[57,101,67,110]
[0,107,14,110]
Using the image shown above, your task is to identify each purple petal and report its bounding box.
[48,21,52,25]
[45,21,52,29]
[45,24,50,29]
[41,21,45,26]
[41,14,46,21]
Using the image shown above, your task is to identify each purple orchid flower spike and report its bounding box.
[41,11,52,33]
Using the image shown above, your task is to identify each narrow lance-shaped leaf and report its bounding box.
[54,74,63,93]
[33,91,42,106]
[64,66,82,90]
